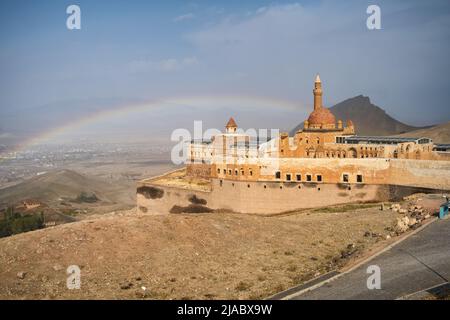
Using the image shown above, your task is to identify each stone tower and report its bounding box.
[225,117,238,133]
[313,74,322,110]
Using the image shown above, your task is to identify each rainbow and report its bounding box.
[4,94,308,155]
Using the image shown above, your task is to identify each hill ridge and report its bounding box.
[290,95,423,136]
[0,169,135,209]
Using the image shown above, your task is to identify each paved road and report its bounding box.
[291,219,450,300]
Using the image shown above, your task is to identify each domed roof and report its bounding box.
[307,107,336,126]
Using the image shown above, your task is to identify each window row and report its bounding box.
[343,174,364,183]
[217,168,254,176]
[275,172,322,182]
[274,172,364,183]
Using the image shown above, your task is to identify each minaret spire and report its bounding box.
[315,74,321,83]
[313,74,323,110]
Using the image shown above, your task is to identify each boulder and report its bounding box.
[120,282,133,290]
[408,218,417,226]
[53,264,62,271]
[395,217,409,233]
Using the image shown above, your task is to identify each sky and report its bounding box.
[1,0,450,146]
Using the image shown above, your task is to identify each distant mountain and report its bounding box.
[395,121,450,144]
[0,169,135,209]
[290,95,425,136]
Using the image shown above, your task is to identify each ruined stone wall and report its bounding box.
[186,163,212,178]
[137,183,213,215]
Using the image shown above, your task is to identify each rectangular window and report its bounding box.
[286,174,291,181]
[296,174,301,181]
[217,168,220,174]
[317,175,322,182]
[357,174,363,183]
[343,174,349,183]
[275,171,281,179]
[306,174,312,182]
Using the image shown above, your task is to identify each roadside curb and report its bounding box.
[397,282,450,300]
[266,271,340,300]
[271,217,438,300]
[340,216,438,273]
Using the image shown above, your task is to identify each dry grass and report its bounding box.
[149,168,211,192]
[312,203,382,214]
[0,205,401,300]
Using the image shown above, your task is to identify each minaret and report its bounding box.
[313,74,322,110]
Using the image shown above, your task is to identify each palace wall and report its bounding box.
[139,159,450,215]
[211,158,450,188]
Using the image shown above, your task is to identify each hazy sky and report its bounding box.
[1,0,450,145]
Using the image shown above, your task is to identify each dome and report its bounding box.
[307,107,336,126]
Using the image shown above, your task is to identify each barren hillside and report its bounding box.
[0,198,440,300]
[0,169,135,212]
[395,121,450,144]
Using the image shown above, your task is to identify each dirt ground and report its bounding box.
[148,167,211,192]
[0,197,441,300]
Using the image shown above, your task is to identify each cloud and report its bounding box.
[0,132,12,139]
[129,56,199,73]
[183,0,450,125]
[173,13,195,22]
